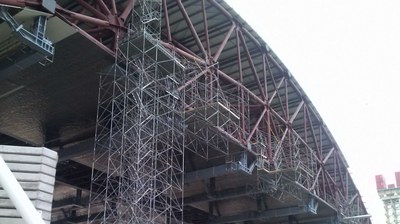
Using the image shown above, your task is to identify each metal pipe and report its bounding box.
[160,41,205,64]
[110,0,117,15]
[0,155,45,224]
[95,0,111,15]
[162,0,172,42]
[213,23,235,61]
[54,12,115,56]
[289,100,304,123]
[178,69,208,91]
[69,11,109,26]
[202,0,211,56]
[247,108,266,142]
[242,27,262,49]
[120,0,135,21]
[176,0,207,58]
[239,30,265,100]
[237,28,246,139]
[343,214,371,220]
[185,163,237,183]
[208,0,232,20]
[217,70,265,106]
[75,0,107,20]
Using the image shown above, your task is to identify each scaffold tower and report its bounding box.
[89,0,185,223]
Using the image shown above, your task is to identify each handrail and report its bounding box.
[0,6,54,57]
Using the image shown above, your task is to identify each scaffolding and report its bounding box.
[0,0,372,223]
[83,0,368,223]
[256,133,318,204]
[89,0,185,223]
[183,63,242,159]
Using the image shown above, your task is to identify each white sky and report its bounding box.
[225,0,400,223]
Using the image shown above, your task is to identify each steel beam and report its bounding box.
[51,212,103,224]
[162,0,172,42]
[75,0,107,20]
[121,0,135,22]
[238,30,265,101]
[207,0,232,20]
[175,0,207,58]
[297,216,339,224]
[52,196,85,210]
[202,0,210,57]
[95,0,111,15]
[184,185,260,205]
[58,138,94,162]
[210,206,309,224]
[184,161,253,183]
[213,23,235,61]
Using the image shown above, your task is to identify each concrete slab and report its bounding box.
[18,181,55,194]
[1,154,57,167]
[11,173,55,185]
[0,146,57,223]
[0,146,58,160]
[6,163,56,176]
[0,199,52,212]
[0,190,53,202]
[0,208,51,220]
[0,217,24,224]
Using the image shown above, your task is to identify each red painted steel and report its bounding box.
[162,0,172,42]
[175,0,207,58]
[202,0,211,58]
[213,23,235,61]
[0,0,370,221]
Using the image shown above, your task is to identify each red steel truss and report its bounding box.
[0,0,371,223]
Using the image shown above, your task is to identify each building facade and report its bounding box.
[376,172,400,224]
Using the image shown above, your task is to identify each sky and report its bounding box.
[225,0,400,223]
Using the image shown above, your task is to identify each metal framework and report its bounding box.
[0,6,54,64]
[0,0,371,223]
[89,0,184,223]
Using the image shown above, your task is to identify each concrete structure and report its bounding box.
[0,146,58,224]
[0,0,371,223]
[376,173,400,224]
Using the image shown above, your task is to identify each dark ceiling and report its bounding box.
[0,33,113,147]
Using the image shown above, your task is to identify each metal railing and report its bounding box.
[0,6,54,58]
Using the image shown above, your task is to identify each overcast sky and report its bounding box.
[225,0,400,223]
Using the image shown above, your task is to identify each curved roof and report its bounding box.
[0,0,370,223]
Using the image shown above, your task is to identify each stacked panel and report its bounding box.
[0,145,58,224]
